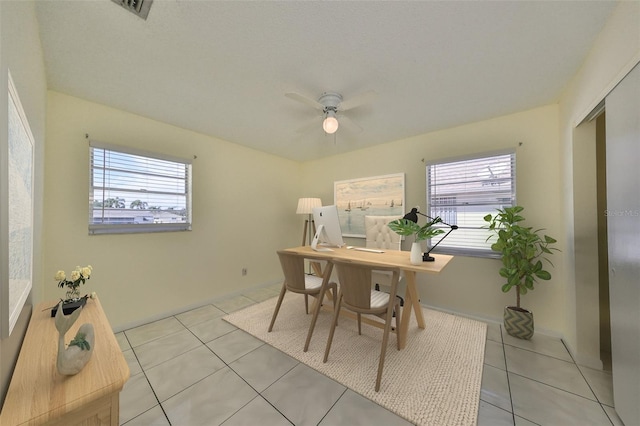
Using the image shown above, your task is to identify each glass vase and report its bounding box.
[66,287,81,302]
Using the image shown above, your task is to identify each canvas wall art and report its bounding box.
[334,173,405,238]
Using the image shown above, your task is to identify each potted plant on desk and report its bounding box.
[388,217,444,265]
[484,206,558,339]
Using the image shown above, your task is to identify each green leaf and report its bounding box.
[387,219,420,236]
[535,270,551,280]
[68,333,91,351]
[484,204,559,299]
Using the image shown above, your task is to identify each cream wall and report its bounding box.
[43,92,302,330]
[301,105,565,333]
[21,0,640,378]
[559,1,640,367]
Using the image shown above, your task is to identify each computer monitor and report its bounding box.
[311,205,345,251]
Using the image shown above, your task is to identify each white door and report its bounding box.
[606,62,640,426]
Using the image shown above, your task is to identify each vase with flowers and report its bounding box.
[51,265,93,317]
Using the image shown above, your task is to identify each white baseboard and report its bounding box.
[421,302,608,370]
[419,302,564,339]
[113,278,282,333]
[114,284,607,372]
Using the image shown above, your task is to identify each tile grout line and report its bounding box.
[499,326,518,426]
[120,330,172,426]
[560,339,616,426]
[176,304,297,426]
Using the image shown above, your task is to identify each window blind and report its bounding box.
[89,142,192,234]
[426,151,515,257]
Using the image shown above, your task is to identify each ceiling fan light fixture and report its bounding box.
[323,111,339,134]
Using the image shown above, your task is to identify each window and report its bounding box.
[426,151,515,257]
[89,141,192,234]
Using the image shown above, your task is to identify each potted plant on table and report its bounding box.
[483,206,558,339]
[388,216,445,264]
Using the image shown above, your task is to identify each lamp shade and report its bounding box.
[296,197,322,214]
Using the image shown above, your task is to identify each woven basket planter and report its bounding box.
[503,306,534,340]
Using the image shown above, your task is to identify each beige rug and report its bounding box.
[224,293,486,426]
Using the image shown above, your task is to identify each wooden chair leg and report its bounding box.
[330,283,338,326]
[304,286,327,352]
[323,293,343,363]
[268,284,287,332]
[357,313,362,335]
[376,304,395,392]
[304,294,309,314]
[395,301,401,350]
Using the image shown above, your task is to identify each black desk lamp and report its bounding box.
[403,207,458,261]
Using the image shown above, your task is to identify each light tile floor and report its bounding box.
[117,285,623,426]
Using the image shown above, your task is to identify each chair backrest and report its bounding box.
[365,216,402,250]
[332,259,400,311]
[277,250,307,292]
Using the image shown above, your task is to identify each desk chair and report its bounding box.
[365,215,404,306]
[269,251,337,352]
[323,259,401,392]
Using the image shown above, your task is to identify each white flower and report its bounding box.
[55,265,94,300]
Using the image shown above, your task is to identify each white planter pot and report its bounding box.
[410,242,423,265]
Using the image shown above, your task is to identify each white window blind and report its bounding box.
[89,141,192,234]
[426,151,515,257]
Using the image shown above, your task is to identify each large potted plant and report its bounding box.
[388,217,444,264]
[483,206,558,339]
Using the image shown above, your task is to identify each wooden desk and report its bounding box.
[284,246,454,348]
[0,297,130,425]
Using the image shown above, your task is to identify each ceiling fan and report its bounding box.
[285,90,376,135]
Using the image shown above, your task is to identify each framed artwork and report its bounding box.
[3,72,34,337]
[334,173,405,238]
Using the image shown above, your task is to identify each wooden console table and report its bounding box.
[0,297,129,425]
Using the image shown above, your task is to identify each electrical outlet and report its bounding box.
[242,268,247,276]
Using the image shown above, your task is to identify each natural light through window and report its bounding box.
[426,151,515,257]
[89,141,192,234]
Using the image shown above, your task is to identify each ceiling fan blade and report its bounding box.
[295,116,322,134]
[339,115,363,134]
[339,90,377,111]
[285,92,324,111]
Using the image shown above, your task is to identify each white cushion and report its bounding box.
[304,275,323,290]
[370,290,390,308]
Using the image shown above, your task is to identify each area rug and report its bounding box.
[224,293,486,426]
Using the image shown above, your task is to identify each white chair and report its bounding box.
[364,216,405,303]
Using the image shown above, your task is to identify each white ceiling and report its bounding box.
[34,1,616,162]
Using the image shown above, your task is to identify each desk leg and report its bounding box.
[399,271,426,349]
[311,261,335,304]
